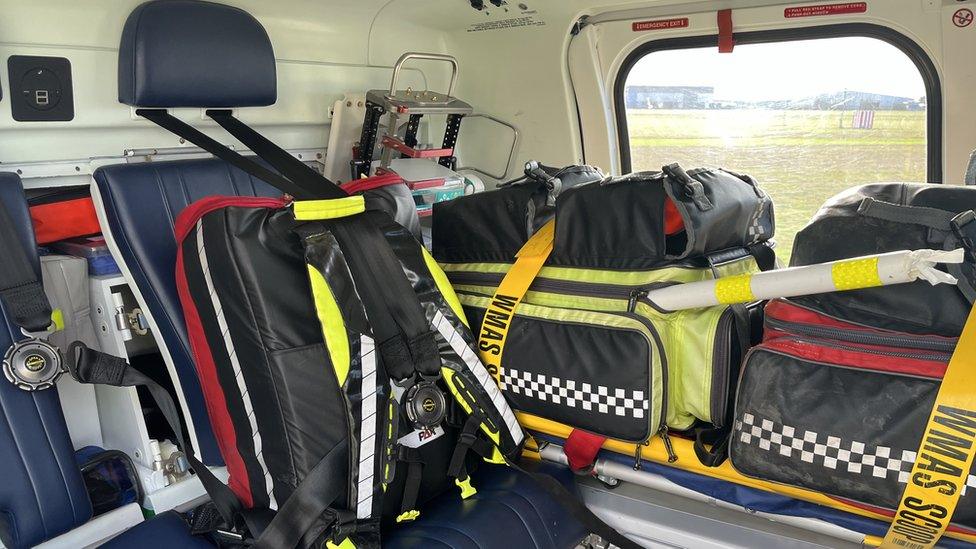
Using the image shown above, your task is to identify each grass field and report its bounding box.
[626,109,927,264]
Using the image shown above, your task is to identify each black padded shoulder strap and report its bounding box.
[0,195,52,333]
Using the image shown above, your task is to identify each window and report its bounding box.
[617,27,939,264]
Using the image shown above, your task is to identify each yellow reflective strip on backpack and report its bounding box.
[477,220,555,384]
[307,265,350,385]
[293,196,365,220]
[880,305,976,549]
[422,246,469,328]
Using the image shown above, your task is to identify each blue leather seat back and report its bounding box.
[0,172,92,548]
[93,159,280,464]
[119,0,276,108]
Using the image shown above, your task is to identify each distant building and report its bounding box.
[625,86,714,109]
[624,86,923,111]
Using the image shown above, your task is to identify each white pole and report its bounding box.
[647,249,964,311]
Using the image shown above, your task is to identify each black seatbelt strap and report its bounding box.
[0,198,52,333]
[206,109,346,200]
[67,342,242,525]
[250,439,349,549]
[68,342,349,549]
[395,446,424,522]
[136,109,317,200]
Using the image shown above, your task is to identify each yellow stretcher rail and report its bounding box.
[517,413,976,546]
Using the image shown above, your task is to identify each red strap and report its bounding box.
[564,429,607,473]
[718,9,735,53]
[340,172,405,194]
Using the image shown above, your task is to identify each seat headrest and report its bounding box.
[118,0,276,108]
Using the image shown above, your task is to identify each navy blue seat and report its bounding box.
[94,160,280,464]
[0,172,92,548]
[386,463,587,549]
[105,463,587,549]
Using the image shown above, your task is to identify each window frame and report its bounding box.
[613,23,943,183]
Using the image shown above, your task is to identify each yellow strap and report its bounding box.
[880,305,976,549]
[476,220,555,384]
[293,196,365,220]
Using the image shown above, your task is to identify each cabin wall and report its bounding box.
[0,0,973,185]
[0,0,451,167]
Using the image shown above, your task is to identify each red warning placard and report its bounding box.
[632,18,689,32]
[784,2,867,18]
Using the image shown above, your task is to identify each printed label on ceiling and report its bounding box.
[467,12,546,32]
[632,18,690,32]
[784,2,868,18]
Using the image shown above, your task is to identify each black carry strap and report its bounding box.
[857,196,959,231]
[748,242,778,272]
[0,198,52,333]
[68,342,349,549]
[137,109,319,200]
[206,110,346,200]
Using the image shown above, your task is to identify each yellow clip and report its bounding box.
[396,509,420,523]
[456,476,477,499]
[50,309,65,332]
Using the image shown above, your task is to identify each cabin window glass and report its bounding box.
[620,36,929,263]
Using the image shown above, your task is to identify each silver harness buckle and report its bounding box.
[2,327,64,391]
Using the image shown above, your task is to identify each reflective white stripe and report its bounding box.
[356,335,377,519]
[431,310,524,445]
[196,222,278,510]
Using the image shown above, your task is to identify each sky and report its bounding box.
[627,37,926,101]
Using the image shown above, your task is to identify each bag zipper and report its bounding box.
[710,308,734,427]
[765,316,956,353]
[790,336,953,362]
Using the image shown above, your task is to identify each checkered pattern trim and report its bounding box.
[736,413,976,495]
[746,200,769,244]
[500,368,649,418]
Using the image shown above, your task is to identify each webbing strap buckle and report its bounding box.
[327,510,360,545]
[951,210,976,262]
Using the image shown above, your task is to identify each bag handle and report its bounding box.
[858,197,976,304]
[857,197,958,231]
[663,163,713,212]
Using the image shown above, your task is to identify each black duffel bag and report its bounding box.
[790,183,976,337]
[434,162,775,270]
